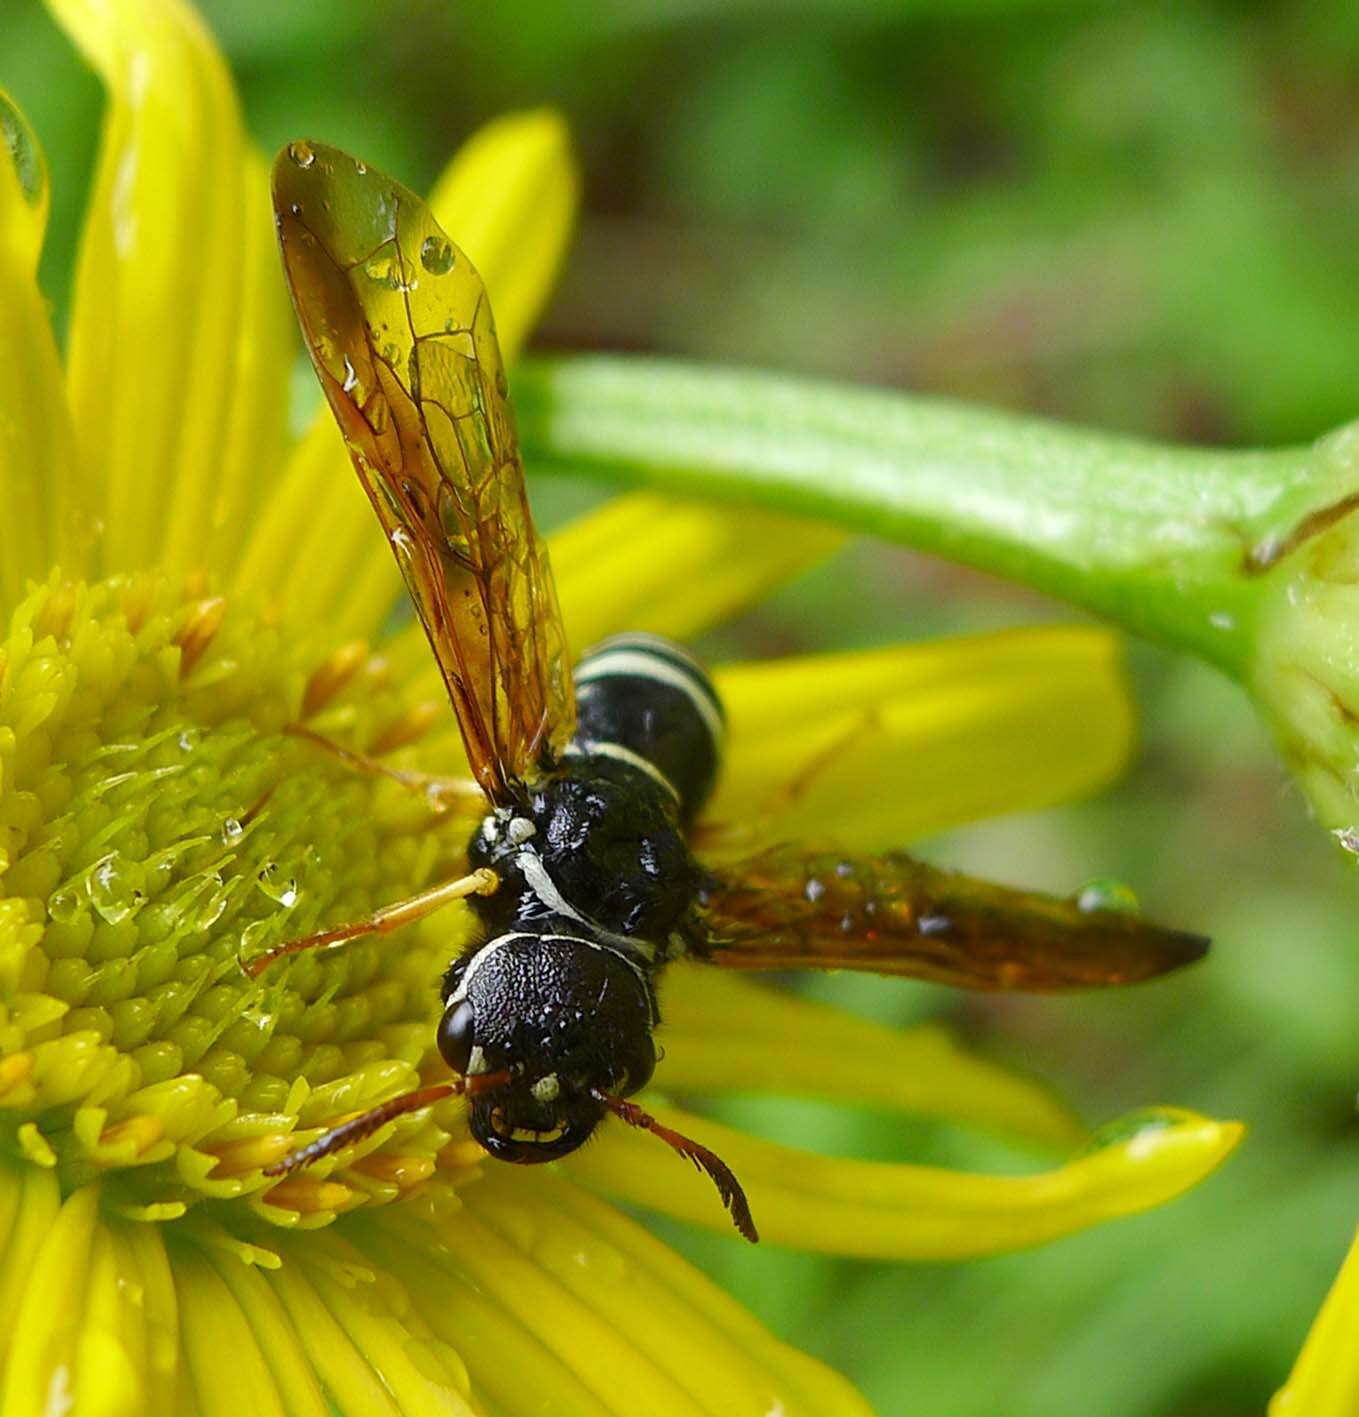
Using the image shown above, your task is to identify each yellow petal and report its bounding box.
[201,148,297,576]
[296,1250,476,1416]
[0,1163,60,1374]
[175,1247,290,1417]
[2,1180,100,1417]
[1271,1223,1359,1416]
[51,0,256,577]
[383,491,844,701]
[426,108,578,363]
[372,1190,872,1417]
[266,1257,407,1416]
[201,1248,329,1417]
[658,967,1084,1150]
[234,109,578,635]
[564,1104,1242,1257]
[71,1224,146,1417]
[703,624,1135,852]
[553,494,843,649]
[0,89,82,605]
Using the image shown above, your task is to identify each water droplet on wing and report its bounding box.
[419,234,454,275]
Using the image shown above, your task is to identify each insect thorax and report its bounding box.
[441,634,724,1123]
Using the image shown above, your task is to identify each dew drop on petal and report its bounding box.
[1078,1107,1187,1157]
[87,852,147,924]
[221,817,244,846]
[287,140,316,169]
[47,886,84,923]
[1073,877,1139,916]
[256,862,300,908]
[419,234,454,275]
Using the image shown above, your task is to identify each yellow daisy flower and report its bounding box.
[0,0,1241,1410]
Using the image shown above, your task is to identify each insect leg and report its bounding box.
[285,723,483,814]
[265,1070,512,1176]
[240,867,499,979]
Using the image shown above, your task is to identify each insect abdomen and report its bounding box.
[570,632,724,824]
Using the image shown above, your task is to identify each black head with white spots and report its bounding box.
[438,929,658,1163]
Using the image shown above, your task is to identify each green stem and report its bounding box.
[515,354,1339,680]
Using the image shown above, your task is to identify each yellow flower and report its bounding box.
[0,0,1241,1410]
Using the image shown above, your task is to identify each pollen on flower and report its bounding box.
[0,574,484,1233]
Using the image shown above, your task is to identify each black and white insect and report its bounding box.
[254,141,1208,1243]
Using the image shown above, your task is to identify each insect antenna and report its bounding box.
[265,1070,512,1177]
[591,1088,759,1244]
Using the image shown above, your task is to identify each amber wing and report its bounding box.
[272,142,574,799]
[699,846,1207,991]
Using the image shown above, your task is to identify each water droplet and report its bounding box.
[193,882,230,931]
[177,727,201,753]
[419,234,454,275]
[240,919,273,954]
[1073,877,1139,916]
[354,158,368,175]
[221,817,244,845]
[1333,827,1359,855]
[287,140,316,169]
[1079,1107,1189,1157]
[363,253,406,291]
[341,355,357,394]
[256,862,300,908]
[86,853,147,924]
[534,1231,626,1286]
[47,886,84,923]
[1208,610,1235,632]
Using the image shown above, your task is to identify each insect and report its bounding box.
[256,140,1209,1244]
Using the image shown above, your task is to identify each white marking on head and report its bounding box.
[480,813,500,843]
[531,1073,561,1103]
[506,816,537,846]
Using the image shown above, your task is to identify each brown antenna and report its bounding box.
[592,1089,759,1244]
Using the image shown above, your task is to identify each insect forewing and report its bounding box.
[700,846,1208,991]
[272,142,575,799]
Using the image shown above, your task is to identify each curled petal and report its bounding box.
[564,1103,1243,1258]
[704,624,1135,852]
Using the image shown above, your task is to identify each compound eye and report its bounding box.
[436,1000,476,1074]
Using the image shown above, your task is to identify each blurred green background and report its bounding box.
[7,1,1359,1411]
